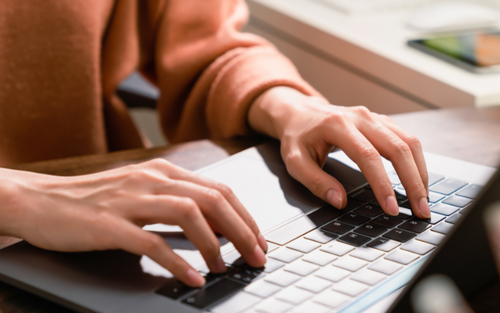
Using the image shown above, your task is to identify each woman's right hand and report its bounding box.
[0,159,268,287]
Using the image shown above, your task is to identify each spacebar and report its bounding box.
[182,278,245,309]
[265,205,342,245]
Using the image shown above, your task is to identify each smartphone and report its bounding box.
[408,30,500,74]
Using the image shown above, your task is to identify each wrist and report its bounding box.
[0,169,34,238]
[248,86,328,140]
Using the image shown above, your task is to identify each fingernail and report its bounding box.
[419,197,431,218]
[214,255,227,273]
[386,196,399,216]
[327,189,343,209]
[186,268,205,287]
[254,244,267,266]
[258,234,268,252]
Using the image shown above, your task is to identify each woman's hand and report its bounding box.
[0,159,267,287]
[249,86,431,219]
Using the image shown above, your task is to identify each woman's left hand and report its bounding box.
[248,86,431,219]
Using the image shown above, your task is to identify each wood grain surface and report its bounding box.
[1,107,500,312]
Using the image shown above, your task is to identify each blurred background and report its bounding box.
[119,0,500,147]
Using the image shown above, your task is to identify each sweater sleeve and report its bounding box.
[149,0,321,143]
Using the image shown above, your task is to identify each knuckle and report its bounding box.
[177,198,200,220]
[356,144,379,162]
[204,188,225,207]
[353,106,372,117]
[405,134,422,149]
[212,182,233,199]
[323,111,346,125]
[391,140,412,157]
[283,148,302,167]
[148,158,171,168]
[142,235,164,255]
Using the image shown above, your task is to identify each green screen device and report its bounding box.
[408,30,500,74]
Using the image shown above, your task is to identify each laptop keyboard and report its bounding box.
[155,172,481,312]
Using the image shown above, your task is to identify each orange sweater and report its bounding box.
[0,0,318,166]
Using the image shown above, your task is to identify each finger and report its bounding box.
[357,120,430,218]
[378,116,429,192]
[148,159,267,252]
[148,179,266,269]
[326,125,400,216]
[131,195,227,274]
[283,143,347,209]
[114,221,205,287]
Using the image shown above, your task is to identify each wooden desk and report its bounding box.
[1,107,500,312]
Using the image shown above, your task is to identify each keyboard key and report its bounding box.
[456,184,482,199]
[263,258,285,273]
[399,220,429,233]
[265,271,301,287]
[366,238,400,252]
[321,241,355,256]
[204,267,237,284]
[287,239,321,253]
[296,276,332,293]
[268,249,303,263]
[291,300,331,313]
[428,192,445,203]
[354,203,384,217]
[333,256,368,272]
[338,213,370,226]
[314,290,351,309]
[266,206,343,245]
[182,278,245,309]
[355,223,387,237]
[432,222,453,234]
[428,173,445,186]
[321,221,355,235]
[431,203,460,216]
[284,261,320,277]
[253,298,293,313]
[338,232,371,247]
[315,266,350,282]
[349,188,375,202]
[332,279,368,297]
[304,230,337,244]
[430,179,467,195]
[245,280,281,298]
[383,229,416,242]
[401,240,435,255]
[351,270,386,286]
[350,247,384,262]
[385,250,419,265]
[156,278,195,300]
[387,171,401,185]
[416,231,445,245]
[414,212,446,225]
[266,242,279,253]
[231,267,265,284]
[302,250,338,266]
[211,291,261,313]
[372,215,402,228]
[368,259,403,275]
[442,195,472,208]
[446,214,461,224]
[393,207,413,220]
[344,199,365,212]
[394,191,408,204]
[275,287,313,305]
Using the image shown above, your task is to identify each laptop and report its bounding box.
[0,141,497,313]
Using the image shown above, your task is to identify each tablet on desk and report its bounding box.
[408,30,500,74]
